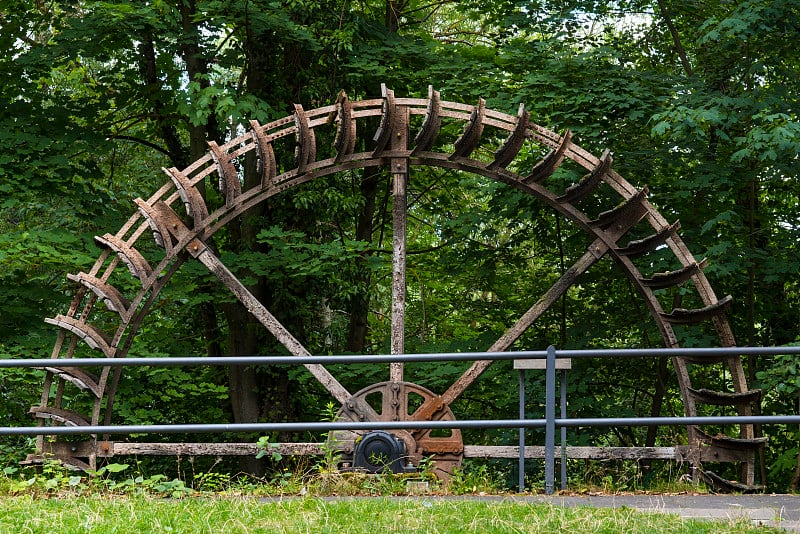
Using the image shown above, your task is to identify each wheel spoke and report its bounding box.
[194,244,358,406]
[412,244,605,419]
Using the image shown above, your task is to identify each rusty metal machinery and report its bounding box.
[28,85,764,490]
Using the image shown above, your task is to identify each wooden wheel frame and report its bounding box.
[31,85,763,489]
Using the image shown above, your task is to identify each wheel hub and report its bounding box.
[329,381,463,480]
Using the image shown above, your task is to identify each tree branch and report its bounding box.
[656,0,693,77]
[108,134,173,158]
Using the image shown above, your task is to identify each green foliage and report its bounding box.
[449,462,506,495]
[2,0,800,492]
[255,436,283,462]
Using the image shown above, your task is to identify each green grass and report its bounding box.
[0,495,782,533]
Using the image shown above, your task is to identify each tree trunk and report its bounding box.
[347,167,381,352]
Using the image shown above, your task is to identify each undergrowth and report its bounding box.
[0,456,706,499]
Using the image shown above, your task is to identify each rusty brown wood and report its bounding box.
[333,91,357,161]
[688,387,762,407]
[34,441,693,461]
[661,295,733,325]
[465,445,681,460]
[208,141,241,206]
[35,86,760,488]
[488,103,529,170]
[588,187,649,230]
[44,315,114,357]
[557,148,612,204]
[33,366,103,398]
[249,120,278,188]
[524,129,572,183]
[29,406,90,426]
[640,259,707,289]
[66,273,131,320]
[615,221,681,258]
[411,85,441,154]
[422,246,603,416]
[94,234,153,281]
[293,104,316,173]
[450,97,485,160]
[163,166,209,226]
[114,442,324,456]
[390,104,409,382]
[192,244,356,405]
[372,84,396,157]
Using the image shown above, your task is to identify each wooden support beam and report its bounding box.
[390,105,409,382]
[43,441,693,462]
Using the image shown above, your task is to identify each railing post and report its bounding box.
[519,368,526,493]
[560,367,568,491]
[545,345,556,495]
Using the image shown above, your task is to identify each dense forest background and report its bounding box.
[1,0,799,490]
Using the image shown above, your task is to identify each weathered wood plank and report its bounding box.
[640,260,706,289]
[372,84,396,156]
[67,273,131,319]
[463,445,681,460]
[44,315,114,357]
[70,442,685,461]
[94,234,153,281]
[411,85,441,153]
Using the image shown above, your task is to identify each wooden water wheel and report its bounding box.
[28,85,764,490]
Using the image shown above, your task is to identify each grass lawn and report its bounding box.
[0,495,783,533]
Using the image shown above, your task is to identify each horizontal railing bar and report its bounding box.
[555,346,800,358]
[1,352,542,368]
[5,415,800,437]
[2,345,800,368]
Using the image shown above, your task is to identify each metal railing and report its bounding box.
[2,345,800,494]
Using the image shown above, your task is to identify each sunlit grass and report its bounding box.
[0,496,782,534]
